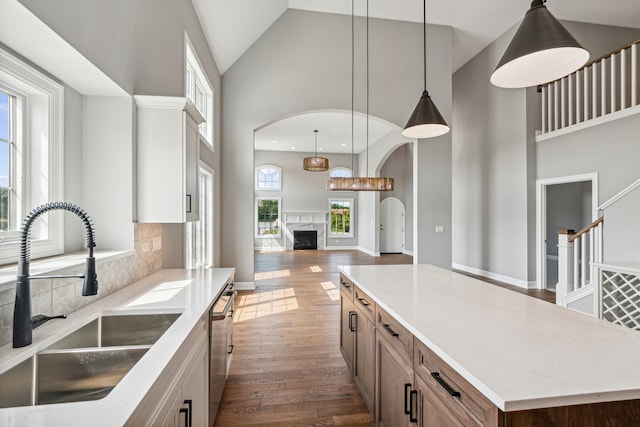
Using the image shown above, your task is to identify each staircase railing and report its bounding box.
[539,38,640,135]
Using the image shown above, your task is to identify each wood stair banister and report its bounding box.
[568,216,604,243]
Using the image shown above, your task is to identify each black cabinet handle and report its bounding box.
[179,408,188,426]
[404,383,412,414]
[184,400,193,427]
[186,194,192,213]
[228,344,234,354]
[410,389,418,423]
[357,297,370,307]
[349,311,357,332]
[431,372,461,397]
[383,323,399,338]
[341,281,351,289]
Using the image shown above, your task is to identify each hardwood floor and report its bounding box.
[213,250,554,426]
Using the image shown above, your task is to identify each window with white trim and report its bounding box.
[256,165,282,191]
[185,36,214,146]
[329,198,354,238]
[0,47,63,264]
[256,197,281,238]
[330,167,353,178]
[186,165,214,268]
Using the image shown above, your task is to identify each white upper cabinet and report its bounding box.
[135,96,204,223]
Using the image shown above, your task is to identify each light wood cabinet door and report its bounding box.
[414,372,482,427]
[375,332,414,427]
[354,305,375,413]
[340,291,356,373]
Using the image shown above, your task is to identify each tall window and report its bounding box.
[186,166,214,268]
[330,167,353,178]
[0,47,63,264]
[185,36,214,146]
[256,197,281,238]
[256,165,282,191]
[330,199,354,238]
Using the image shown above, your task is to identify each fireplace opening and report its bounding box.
[294,230,317,250]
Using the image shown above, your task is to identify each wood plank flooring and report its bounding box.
[213,250,554,426]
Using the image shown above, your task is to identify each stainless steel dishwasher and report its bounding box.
[209,282,236,424]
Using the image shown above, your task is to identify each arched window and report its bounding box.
[256,165,282,191]
[329,167,352,178]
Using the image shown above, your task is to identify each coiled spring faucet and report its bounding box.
[13,202,98,348]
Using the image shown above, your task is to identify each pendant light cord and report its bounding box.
[351,0,354,175]
[423,0,427,91]
[314,130,318,156]
[366,0,369,179]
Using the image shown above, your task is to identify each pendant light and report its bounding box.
[326,0,394,192]
[490,0,589,88]
[401,0,449,139]
[303,129,329,171]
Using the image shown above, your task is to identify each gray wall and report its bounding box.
[453,20,640,285]
[254,149,359,249]
[222,10,452,282]
[19,0,224,267]
[380,143,414,253]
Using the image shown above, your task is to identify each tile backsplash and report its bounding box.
[0,223,164,347]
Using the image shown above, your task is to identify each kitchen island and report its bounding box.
[339,264,640,426]
[0,267,235,426]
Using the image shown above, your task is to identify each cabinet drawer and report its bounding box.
[376,305,413,363]
[354,286,375,323]
[414,339,498,426]
[339,273,355,300]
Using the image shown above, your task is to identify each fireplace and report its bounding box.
[294,230,318,250]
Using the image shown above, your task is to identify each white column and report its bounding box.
[557,232,575,306]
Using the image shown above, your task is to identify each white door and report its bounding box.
[380,197,405,253]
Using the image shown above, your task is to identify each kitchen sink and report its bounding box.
[0,311,181,409]
[46,312,181,350]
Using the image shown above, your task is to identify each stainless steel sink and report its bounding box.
[46,312,181,349]
[0,346,149,408]
[0,312,181,409]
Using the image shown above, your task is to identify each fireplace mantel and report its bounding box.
[283,212,327,250]
[283,212,327,224]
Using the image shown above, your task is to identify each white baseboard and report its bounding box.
[324,246,359,250]
[403,250,414,256]
[452,263,536,289]
[254,247,285,251]
[358,247,380,257]
[562,283,594,306]
[234,281,255,291]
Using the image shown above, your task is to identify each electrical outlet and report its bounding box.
[153,236,162,251]
[435,225,445,233]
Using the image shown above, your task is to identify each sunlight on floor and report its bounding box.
[309,265,323,272]
[235,288,299,321]
[321,281,340,301]
[254,269,291,281]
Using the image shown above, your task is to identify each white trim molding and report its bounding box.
[452,263,536,289]
[358,246,380,257]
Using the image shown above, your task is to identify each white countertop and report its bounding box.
[0,267,235,426]
[339,264,640,412]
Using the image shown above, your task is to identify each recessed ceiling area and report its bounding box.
[254,111,396,154]
[192,0,640,74]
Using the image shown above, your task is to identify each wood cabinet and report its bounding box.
[135,95,205,223]
[340,278,356,373]
[127,315,209,427]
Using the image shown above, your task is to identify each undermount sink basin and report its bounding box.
[46,312,181,350]
[0,312,181,409]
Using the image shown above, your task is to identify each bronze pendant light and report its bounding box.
[401,0,450,139]
[491,0,589,88]
[326,0,394,192]
[303,129,329,171]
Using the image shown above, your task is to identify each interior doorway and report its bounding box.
[536,174,598,290]
[380,197,405,254]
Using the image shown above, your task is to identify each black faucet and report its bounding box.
[12,202,98,348]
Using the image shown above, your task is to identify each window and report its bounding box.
[256,165,282,191]
[186,165,214,268]
[0,47,63,264]
[330,199,354,238]
[330,167,353,178]
[256,197,281,238]
[185,35,214,146]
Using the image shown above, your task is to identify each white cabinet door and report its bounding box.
[135,95,204,223]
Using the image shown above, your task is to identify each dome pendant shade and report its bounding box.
[326,177,394,191]
[402,90,450,139]
[490,0,589,88]
[303,156,329,171]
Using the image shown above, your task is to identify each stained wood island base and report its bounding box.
[339,264,640,426]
